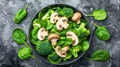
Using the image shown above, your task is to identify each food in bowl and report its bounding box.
[30,5,90,64]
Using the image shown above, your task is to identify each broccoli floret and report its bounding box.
[33,19,46,28]
[58,37,72,47]
[32,19,41,28]
[59,7,74,18]
[80,19,88,26]
[63,53,72,61]
[74,23,90,37]
[68,21,79,29]
[42,9,54,20]
[47,51,62,64]
[36,41,53,56]
[70,45,81,58]
[52,7,62,13]
[50,26,61,35]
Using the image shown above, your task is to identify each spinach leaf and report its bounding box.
[30,38,41,46]
[87,9,107,20]
[95,24,110,41]
[18,46,35,60]
[12,28,26,44]
[80,40,89,51]
[46,20,54,31]
[12,28,35,60]
[12,28,32,48]
[38,9,47,19]
[31,27,39,40]
[32,19,41,28]
[33,19,46,28]
[80,19,88,26]
[86,49,110,61]
[47,51,62,64]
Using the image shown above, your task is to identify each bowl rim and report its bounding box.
[28,4,92,65]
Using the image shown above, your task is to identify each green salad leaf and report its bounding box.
[12,28,26,44]
[74,23,90,37]
[47,51,62,64]
[87,9,107,20]
[31,27,39,40]
[86,49,110,61]
[18,46,35,60]
[30,6,91,64]
[95,24,110,41]
[81,40,89,52]
[59,7,74,18]
[63,53,72,61]
[42,9,54,20]
[70,45,81,58]
[32,19,41,28]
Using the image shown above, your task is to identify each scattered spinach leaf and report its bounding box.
[18,46,35,60]
[86,9,107,20]
[12,28,26,44]
[86,49,110,61]
[95,24,110,41]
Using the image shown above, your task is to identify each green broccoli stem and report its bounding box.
[30,55,35,59]
[24,4,28,10]
[23,41,32,50]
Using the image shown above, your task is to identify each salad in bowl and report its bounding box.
[29,4,90,65]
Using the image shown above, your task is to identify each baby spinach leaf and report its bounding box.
[12,28,32,49]
[46,20,54,31]
[87,9,107,20]
[80,19,88,26]
[18,46,35,60]
[12,28,26,44]
[32,19,41,28]
[95,24,110,41]
[47,51,62,64]
[80,40,89,51]
[31,27,39,40]
[86,49,110,62]
[38,9,47,19]
[30,38,41,46]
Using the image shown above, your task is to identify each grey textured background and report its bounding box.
[0,0,120,67]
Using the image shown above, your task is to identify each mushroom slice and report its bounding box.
[48,34,60,46]
[55,46,70,57]
[50,12,60,23]
[56,17,69,30]
[71,12,82,22]
[66,31,79,46]
[76,19,81,24]
[37,28,48,40]
[61,46,70,53]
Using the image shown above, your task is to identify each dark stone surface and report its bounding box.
[0,0,120,67]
